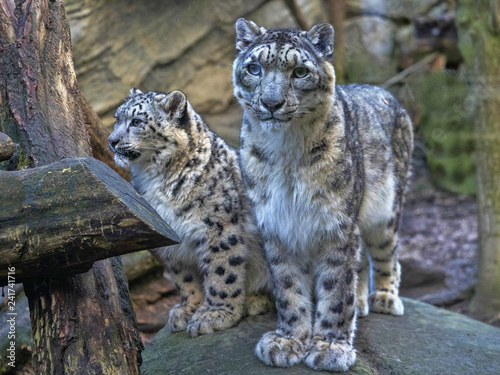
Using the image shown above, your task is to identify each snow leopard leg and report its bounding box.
[363,218,404,316]
[187,238,248,337]
[303,228,359,372]
[166,262,204,332]
[255,238,313,367]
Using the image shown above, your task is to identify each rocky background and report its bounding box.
[66,0,473,192]
[0,1,486,374]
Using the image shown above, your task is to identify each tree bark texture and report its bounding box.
[0,1,144,373]
[24,259,141,375]
[457,0,500,317]
[0,0,92,167]
[0,157,179,286]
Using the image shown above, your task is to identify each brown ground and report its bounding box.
[130,274,179,344]
[399,169,478,308]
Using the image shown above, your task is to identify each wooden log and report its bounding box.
[0,132,15,161]
[0,157,179,285]
[0,1,92,168]
[23,258,142,375]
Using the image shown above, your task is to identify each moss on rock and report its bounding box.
[411,71,475,194]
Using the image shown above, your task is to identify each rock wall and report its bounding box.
[66,0,326,134]
[65,0,433,131]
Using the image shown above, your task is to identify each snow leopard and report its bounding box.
[232,19,413,371]
[108,88,273,337]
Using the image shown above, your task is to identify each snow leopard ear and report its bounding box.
[155,91,187,121]
[129,88,143,96]
[235,18,265,52]
[306,23,334,60]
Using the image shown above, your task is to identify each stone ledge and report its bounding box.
[142,298,500,374]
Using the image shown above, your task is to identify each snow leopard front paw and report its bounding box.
[167,303,196,332]
[304,339,356,372]
[186,305,240,337]
[255,331,306,367]
[369,291,404,315]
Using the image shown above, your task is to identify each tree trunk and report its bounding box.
[0,157,178,285]
[0,1,143,373]
[0,0,92,166]
[457,0,500,319]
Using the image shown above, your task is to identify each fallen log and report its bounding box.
[0,156,179,285]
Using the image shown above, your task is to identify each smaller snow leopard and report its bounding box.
[233,19,413,371]
[108,88,272,337]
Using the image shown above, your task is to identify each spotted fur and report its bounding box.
[233,19,413,371]
[108,89,273,337]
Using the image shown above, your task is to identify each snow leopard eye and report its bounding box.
[247,63,262,76]
[293,67,309,78]
[131,118,143,127]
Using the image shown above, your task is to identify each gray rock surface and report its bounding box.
[346,0,437,19]
[344,16,398,84]
[142,298,500,374]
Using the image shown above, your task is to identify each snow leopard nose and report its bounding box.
[108,136,119,151]
[261,98,285,113]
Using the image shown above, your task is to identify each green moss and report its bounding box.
[122,251,164,284]
[350,358,374,375]
[410,71,476,194]
[17,148,32,170]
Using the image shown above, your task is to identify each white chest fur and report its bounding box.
[243,126,346,254]
[255,177,345,253]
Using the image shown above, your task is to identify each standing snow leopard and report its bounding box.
[233,19,413,371]
[108,89,272,337]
